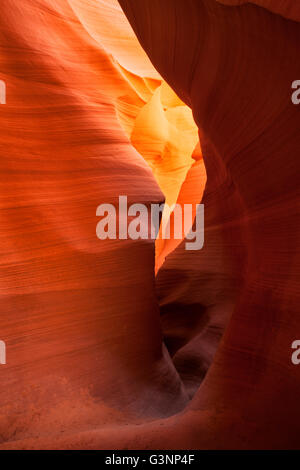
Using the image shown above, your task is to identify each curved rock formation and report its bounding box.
[0,0,299,450]
[117,0,300,449]
[217,0,300,22]
[0,0,193,445]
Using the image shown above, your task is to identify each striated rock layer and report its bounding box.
[117,0,300,449]
[0,0,299,449]
[0,0,193,445]
[217,0,300,22]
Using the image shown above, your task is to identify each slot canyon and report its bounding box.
[0,0,299,449]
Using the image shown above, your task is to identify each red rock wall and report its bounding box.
[0,0,189,445]
[0,0,299,449]
[118,0,300,449]
[218,0,300,22]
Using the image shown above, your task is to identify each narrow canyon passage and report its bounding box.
[0,0,299,450]
[0,0,208,447]
[119,0,300,449]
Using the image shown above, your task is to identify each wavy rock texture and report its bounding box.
[0,0,299,450]
[0,0,200,446]
[217,0,300,22]
[67,0,206,268]
[117,0,300,449]
[0,0,208,447]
